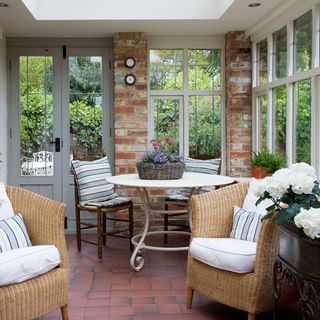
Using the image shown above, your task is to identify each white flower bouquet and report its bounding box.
[255,162,320,239]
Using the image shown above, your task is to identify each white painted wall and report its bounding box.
[0,29,7,183]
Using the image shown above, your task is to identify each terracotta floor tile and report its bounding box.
[110,296,132,305]
[86,298,109,307]
[157,304,181,314]
[132,297,155,305]
[88,291,111,299]
[84,306,109,317]
[132,304,158,314]
[150,277,172,290]
[131,277,152,290]
[109,305,134,316]
[38,235,300,320]
[154,296,178,305]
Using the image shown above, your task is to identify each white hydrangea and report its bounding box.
[289,172,315,195]
[294,207,320,239]
[264,176,289,199]
[290,162,317,181]
[254,162,318,199]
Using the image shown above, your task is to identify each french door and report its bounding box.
[9,47,112,229]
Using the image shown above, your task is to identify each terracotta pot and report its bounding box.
[251,165,272,179]
[279,220,320,279]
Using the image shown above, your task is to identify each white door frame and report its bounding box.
[8,46,113,231]
[9,47,63,201]
[61,47,112,230]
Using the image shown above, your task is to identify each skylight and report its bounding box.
[21,0,235,20]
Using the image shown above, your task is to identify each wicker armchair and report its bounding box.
[0,186,69,320]
[186,182,279,320]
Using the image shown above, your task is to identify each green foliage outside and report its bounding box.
[274,86,286,157]
[150,49,222,158]
[20,56,103,158]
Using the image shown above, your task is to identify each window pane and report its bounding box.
[274,27,287,79]
[295,79,311,163]
[258,94,267,150]
[69,56,103,157]
[294,11,312,73]
[257,39,268,85]
[188,96,221,159]
[152,98,180,152]
[273,86,286,156]
[150,50,183,90]
[19,56,54,176]
[188,49,221,90]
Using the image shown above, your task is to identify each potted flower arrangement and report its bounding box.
[251,148,285,179]
[136,137,184,180]
[254,162,320,277]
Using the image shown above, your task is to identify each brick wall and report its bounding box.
[113,32,162,226]
[113,32,148,179]
[225,31,252,177]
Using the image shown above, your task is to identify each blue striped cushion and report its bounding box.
[230,206,263,242]
[178,157,221,197]
[184,157,221,174]
[0,214,32,252]
[72,157,118,206]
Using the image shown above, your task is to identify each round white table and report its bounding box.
[107,172,234,271]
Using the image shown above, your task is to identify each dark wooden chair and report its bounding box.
[163,158,222,244]
[72,150,134,258]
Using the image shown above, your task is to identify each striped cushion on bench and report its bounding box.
[72,157,118,206]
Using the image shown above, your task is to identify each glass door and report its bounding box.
[61,48,111,229]
[10,48,62,200]
[9,47,111,230]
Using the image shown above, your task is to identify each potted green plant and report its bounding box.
[251,148,285,179]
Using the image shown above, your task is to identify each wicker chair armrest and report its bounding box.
[254,215,279,277]
[191,182,249,238]
[6,186,68,269]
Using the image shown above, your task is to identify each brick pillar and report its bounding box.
[225,31,252,177]
[113,32,148,176]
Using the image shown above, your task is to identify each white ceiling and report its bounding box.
[21,0,235,20]
[0,0,293,37]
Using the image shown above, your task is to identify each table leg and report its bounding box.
[130,187,150,272]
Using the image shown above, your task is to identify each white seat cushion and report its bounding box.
[189,237,257,273]
[0,245,61,286]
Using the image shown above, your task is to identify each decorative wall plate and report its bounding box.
[125,74,136,85]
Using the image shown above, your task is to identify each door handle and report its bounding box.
[49,138,61,152]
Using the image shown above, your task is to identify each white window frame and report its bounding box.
[252,3,320,173]
[147,36,225,172]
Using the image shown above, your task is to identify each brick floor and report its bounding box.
[40,234,300,320]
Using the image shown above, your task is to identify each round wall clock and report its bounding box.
[124,57,136,68]
[125,74,136,85]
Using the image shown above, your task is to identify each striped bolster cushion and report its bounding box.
[0,214,32,252]
[179,157,221,197]
[230,206,263,242]
[72,157,117,206]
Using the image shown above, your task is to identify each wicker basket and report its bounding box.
[136,161,185,180]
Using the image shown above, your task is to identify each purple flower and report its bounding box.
[140,137,183,164]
